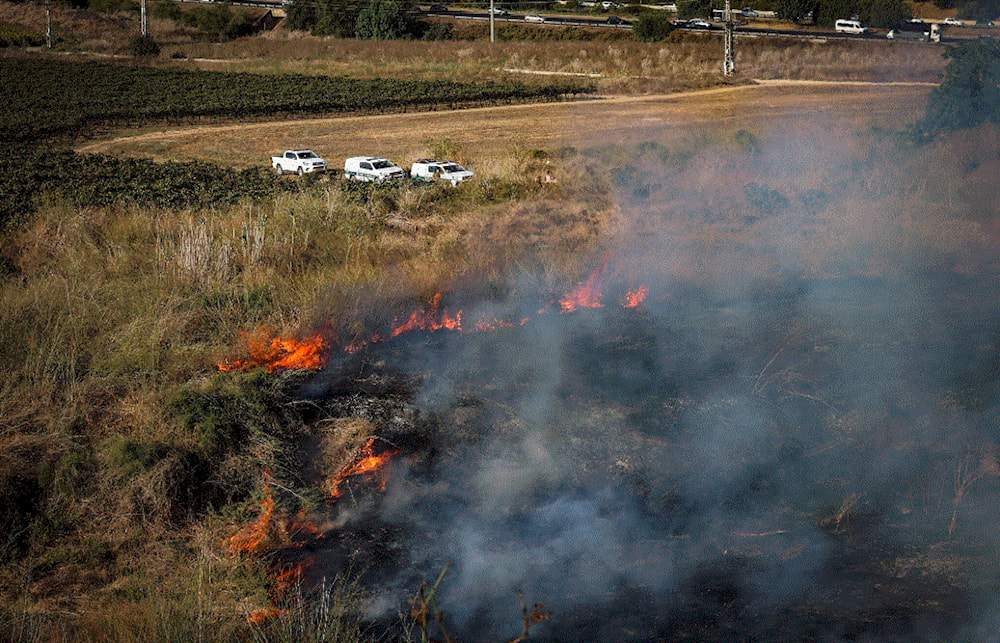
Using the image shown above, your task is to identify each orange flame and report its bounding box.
[248,607,282,625]
[272,560,311,598]
[345,334,383,354]
[219,261,651,372]
[327,438,398,499]
[218,331,328,373]
[622,285,649,308]
[391,293,462,337]
[557,260,609,313]
[473,317,530,331]
[228,496,278,555]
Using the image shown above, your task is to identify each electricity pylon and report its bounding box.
[723,0,735,76]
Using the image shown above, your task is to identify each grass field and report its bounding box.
[3,10,1000,642]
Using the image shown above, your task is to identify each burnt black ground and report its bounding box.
[286,273,1000,642]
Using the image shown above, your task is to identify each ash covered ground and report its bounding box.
[287,269,1000,642]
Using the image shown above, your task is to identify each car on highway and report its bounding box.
[687,18,712,28]
[428,3,449,11]
[605,15,630,25]
[601,1,623,8]
[834,18,866,34]
[741,7,758,17]
[524,13,545,22]
[489,7,508,16]
[942,17,964,25]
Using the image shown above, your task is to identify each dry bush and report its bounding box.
[157,28,946,91]
[737,37,946,82]
[318,417,377,478]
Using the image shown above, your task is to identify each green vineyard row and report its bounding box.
[0,151,295,229]
[1,56,593,146]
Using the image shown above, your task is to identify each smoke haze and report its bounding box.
[304,118,1000,642]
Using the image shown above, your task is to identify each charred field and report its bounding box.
[241,267,1000,642]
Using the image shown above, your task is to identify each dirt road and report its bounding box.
[76,81,933,168]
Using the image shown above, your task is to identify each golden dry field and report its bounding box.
[78,81,933,170]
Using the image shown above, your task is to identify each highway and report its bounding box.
[195,0,969,44]
[421,7,963,43]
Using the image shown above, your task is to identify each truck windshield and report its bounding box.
[298,152,316,159]
[371,160,395,169]
[442,164,464,172]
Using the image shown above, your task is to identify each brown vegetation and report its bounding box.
[4,6,1000,640]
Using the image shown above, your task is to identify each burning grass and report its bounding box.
[3,75,1000,641]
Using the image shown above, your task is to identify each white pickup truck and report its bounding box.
[344,156,407,182]
[410,159,475,186]
[271,150,328,175]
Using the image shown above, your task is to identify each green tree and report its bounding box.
[957,0,1000,22]
[676,0,713,19]
[128,34,159,56]
[285,0,360,36]
[859,0,911,27]
[922,39,1000,133]
[284,0,316,30]
[633,11,675,40]
[809,0,910,27]
[774,0,818,22]
[354,0,421,39]
[317,0,361,36]
[182,3,257,40]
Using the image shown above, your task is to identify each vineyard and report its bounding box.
[0,55,593,147]
[0,23,42,47]
[0,151,300,229]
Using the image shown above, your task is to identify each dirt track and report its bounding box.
[76,80,934,168]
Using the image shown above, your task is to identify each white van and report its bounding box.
[835,19,866,34]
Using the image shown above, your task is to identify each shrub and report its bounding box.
[742,182,789,216]
[128,34,160,57]
[166,370,298,458]
[183,3,260,40]
[0,455,42,562]
[422,22,452,40]
[774,0,819,23]
[104,436,171,479]
[733,129,761,155]
[355,0,424,39]
[633,11,676,41]
[475,176,532,202]
[0,23,45,47]
[922,39,1000,134]
[90,0,137,13]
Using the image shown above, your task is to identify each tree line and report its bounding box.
[284,0,451,39]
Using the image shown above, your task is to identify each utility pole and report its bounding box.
[140,0,148,37]
[489,0,495,43]
[45,0,52,48]
[723,0,735,76]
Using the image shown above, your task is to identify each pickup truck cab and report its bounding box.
[410,159,475,186]
[271,150,328,175]
[344,156,407,182]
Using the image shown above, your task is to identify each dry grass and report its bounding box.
[1,20,996,640]
[1,0,946,91]
[164,30,945,90]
